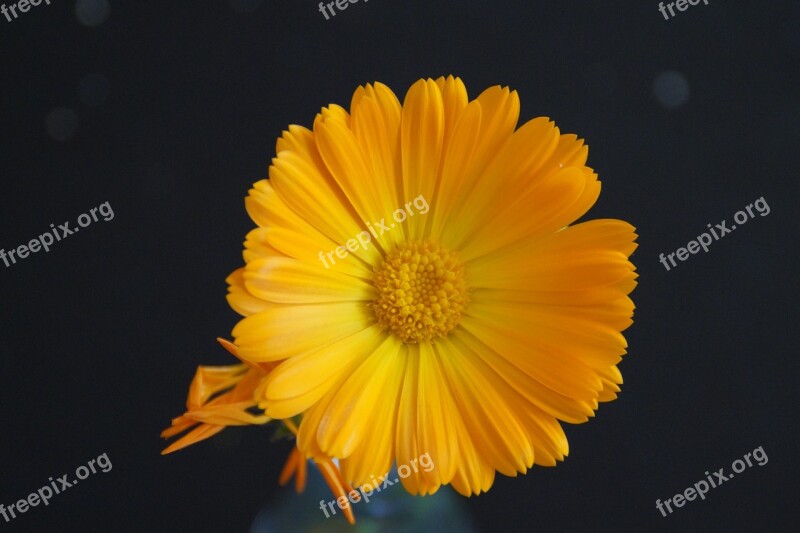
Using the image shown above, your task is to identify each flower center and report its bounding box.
[372,240,468,343]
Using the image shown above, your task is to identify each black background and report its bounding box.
[1,1,798,531]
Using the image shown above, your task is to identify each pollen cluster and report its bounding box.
[372,240,468,343]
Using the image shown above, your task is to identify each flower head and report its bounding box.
[223,76,638,498]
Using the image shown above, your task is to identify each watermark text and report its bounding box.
[318,194,428,269]
[319,452,434,518]
[1,201,114,269]
[659,196,769,271]
[1,452,112,524]
[655,445,767,517]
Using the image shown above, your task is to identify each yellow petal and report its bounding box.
[316,109,401,252]
[348,84,408,249]
[461,304,605,401]
[415,341,460,486]
[436,335,534,477]
[232,302,374,362]
[339,343,406,486]
[245,180,373,278]
[395,344,423,494]
[429,100,483,244]
[261,325,387,418]
[434,75,469,146]
[317,335,405,459]
[452,117,561,251]
[452,327,595,424]
[401,79,444,240]
[459,166,599,262]
[225,268,274,317]
[269,149,383,267]
[468,85,520,174]
[243,256,376,304]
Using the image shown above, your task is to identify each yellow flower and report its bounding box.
[228,76,638,497]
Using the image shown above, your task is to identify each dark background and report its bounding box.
[1,0,798,531]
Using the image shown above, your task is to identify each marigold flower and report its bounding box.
[222,76,638,498]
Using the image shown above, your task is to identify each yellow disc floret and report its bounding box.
[372,240,468,343]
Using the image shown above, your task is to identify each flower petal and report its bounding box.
[415,341,460,486]
[233,303,374,362]
[401,79,444,241]
[225,267,274,317]
[245,180,373,278]
[269,147,383,267]
[260,325,387,418]
[436,336,534,477]
[459,166,600,262]
[317,335,405,459]
[243,256,376,304]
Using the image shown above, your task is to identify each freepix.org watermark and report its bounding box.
[317,194,429,269]
[657,0,710,21]
[317,0,369,21]
[655,445,767,517]
[658,196,770,272]
[1,0,51,23]
[1,201,114,269]
[318,452,435,519]
[0,453,112,524]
